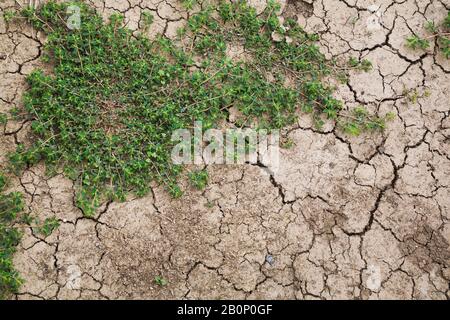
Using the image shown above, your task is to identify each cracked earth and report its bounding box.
[1,0,449,300]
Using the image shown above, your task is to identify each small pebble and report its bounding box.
[265,254,275,266]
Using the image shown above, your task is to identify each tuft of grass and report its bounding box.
[154,276,168,286]
[188,169,209,190]
[35,217,60,237]
[2,10,17,23]
[5,0,388,214]
[281,137,295,149]
[140,10,154,30]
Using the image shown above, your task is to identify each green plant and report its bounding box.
[181,0,198,10]
[339,107,395,136]
[406,88,419,104]
[188,169,209,190]
[347,16,359,26]
[0,174,6,192]
[35,217,60,237]
[402,87,431,104]
[439,36,450,59]
[405,35,430,50]
[0,173,25,299]
[2,10,17,23]
[405,12,450,58]
[281,137,295,149]
[348,57,373,72]
[140,10,154,30]
[425,21,438,34]
[154,276,168,286]
[0,113,7,127]
[8,1,387,215]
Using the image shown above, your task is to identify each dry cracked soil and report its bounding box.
[0,0,449,300]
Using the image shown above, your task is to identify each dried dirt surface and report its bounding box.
[1,0,449,300]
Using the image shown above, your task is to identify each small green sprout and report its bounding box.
[405,35,430,50]
[348,57,373,72]
[3,10,17,23]
[359,59,373,72]
[154,276,168,287]
[12,0,389,215]
[281,137,295,149]
[36,217,60,237]
[425,21,438,34]
[348,57,359,67]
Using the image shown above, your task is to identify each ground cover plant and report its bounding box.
[0,172,24,299]
[406,11,450,58]
[3,0,391,216]
[0,170,60,299]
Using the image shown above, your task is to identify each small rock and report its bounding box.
[265,254,275,265]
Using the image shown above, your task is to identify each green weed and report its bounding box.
[348,57,373,72]
[188,169,209,190]
[181,0,198,10]
[154,276,168,286]
[35,217,60,237]
[2,10,17,23]
[405,12,450,58]
[4,1,388,215]
[140,10,154,30]
[0,173,25,300]
[425,21,438,34]
[339,107,395,136]
[405,35,430,50]
[0,113,7,127]
[0,173,6,192]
